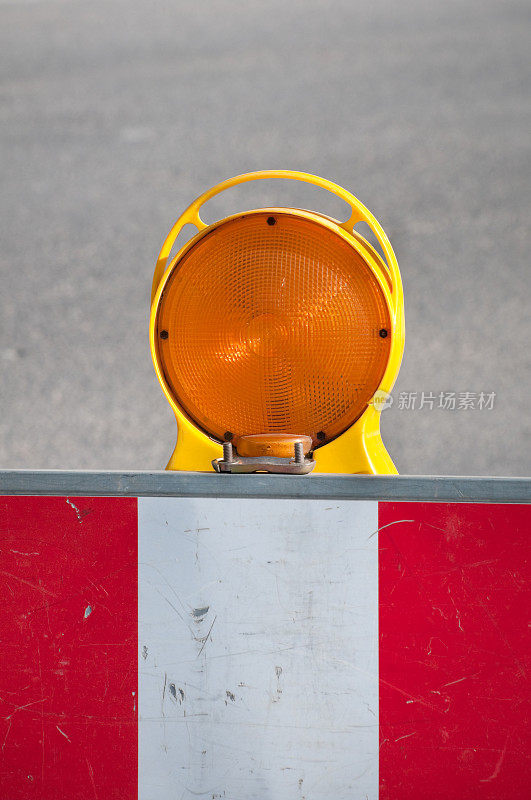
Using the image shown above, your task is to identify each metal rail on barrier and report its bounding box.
[0,470,529,502]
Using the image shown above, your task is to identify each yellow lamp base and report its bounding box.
[166,404,397,475]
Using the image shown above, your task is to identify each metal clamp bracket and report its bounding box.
[212,441,315,475]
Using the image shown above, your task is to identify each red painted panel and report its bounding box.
[0,496,138,800]
[379,502,530,799]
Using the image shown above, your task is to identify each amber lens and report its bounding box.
[156,211,391,446]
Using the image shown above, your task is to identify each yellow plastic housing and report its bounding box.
[150,170,405,474]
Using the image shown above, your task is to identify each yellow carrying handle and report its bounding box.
[152,170,402,312]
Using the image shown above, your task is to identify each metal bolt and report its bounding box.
[379,328,388,338]
[294,441,304,464]
[267,216,276,226]
[223,441,233,463]
[160,330,169,340]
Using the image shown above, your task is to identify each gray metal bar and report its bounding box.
[0,470,529,503]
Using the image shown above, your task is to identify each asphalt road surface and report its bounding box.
[1,0,530,476]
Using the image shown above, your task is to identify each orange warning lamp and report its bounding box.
[150,171,404,474]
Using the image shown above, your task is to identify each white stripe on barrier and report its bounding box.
[138,497,379,800]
